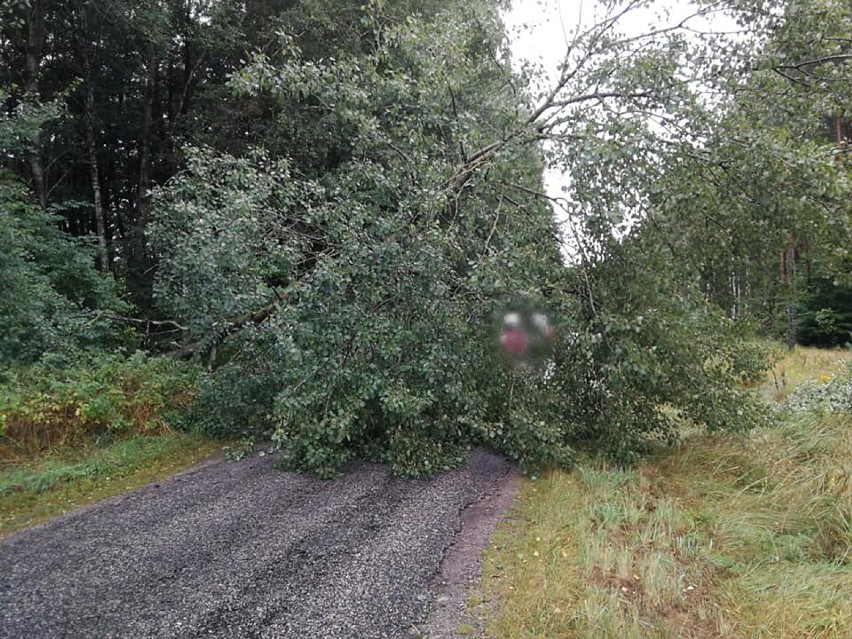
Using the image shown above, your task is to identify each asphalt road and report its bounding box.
[0,448,516,639]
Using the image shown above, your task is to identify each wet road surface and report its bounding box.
[0,448,516,639]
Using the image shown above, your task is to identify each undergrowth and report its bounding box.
[786,360,852,413]
[0,351,199,459]
[481,346,852,638]
[0,352,216,537]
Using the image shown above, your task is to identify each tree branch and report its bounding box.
[776,54,852,72]
[172,298,284,361]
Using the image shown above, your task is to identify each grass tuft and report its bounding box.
[481,347,852,638]
[0,434,221,538]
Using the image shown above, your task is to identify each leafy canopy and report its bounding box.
[152,0,775,476]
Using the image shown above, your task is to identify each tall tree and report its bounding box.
[1,0,487,314]
[149,0,781,475]
[0,89,124,364]
[152,0,570,475]
[647,0,852,344]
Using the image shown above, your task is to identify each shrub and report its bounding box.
[0,352,200,458]
[0,174,128,366]
[786,361,852,413]
[186,328,287,441]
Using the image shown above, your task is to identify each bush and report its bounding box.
[0,175,128,366]
[796,276,852,348]
[0,352,200,458]
[786,361,852,413]
[185,328,287,441]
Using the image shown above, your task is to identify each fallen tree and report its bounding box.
[151,0,839,475]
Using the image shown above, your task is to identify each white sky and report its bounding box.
[501,0,743,257]
[503,0,742,82]
[503,1,602,251]
[504,0,661,87]
[504,0,590,90]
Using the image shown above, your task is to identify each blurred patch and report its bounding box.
[497,309,555,364]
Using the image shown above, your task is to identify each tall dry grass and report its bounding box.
[481,346,851,638]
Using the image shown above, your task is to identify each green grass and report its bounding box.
[760,345,852,404]
[480,347,852,638]
[0,434,222,538]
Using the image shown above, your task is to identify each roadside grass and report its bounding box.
[0,434,222,538]
[0,353,228,538]
[760,345,852,404]
[481,346,852,638]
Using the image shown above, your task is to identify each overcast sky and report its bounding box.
[500,0,741,253]
[504,0,588,83]
[501,1,608,244]
[502,0,740,87]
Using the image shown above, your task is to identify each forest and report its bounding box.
[1,0,850,477]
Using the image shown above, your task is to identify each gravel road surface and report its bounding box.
[0,448,517,639]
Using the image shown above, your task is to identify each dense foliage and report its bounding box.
[0,352,199,458]
[152,4,569,475]
[0,91,123,365]
[1,0,849,475]
[682,0,852,343]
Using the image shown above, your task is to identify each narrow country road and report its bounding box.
[0,448,517,639]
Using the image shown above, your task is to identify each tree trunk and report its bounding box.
[25,0,47,209]
[780,236,797,350]
[136,40,156,233]
[127,39,158,309]
[83,41,110,272]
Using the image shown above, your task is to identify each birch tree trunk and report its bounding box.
[136,40,156,234]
